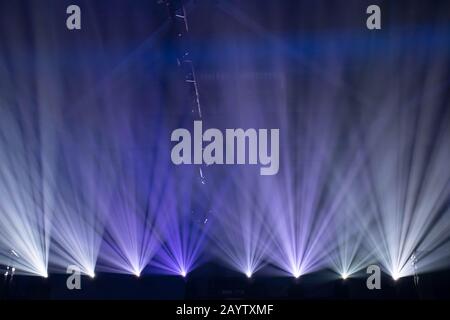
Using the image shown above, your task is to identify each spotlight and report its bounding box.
[43,273,48,279]
[181,270,187,278]
[293,271,301,279]
[341,272,349,280]
[135,272,141,278]
[245,271,252,278]
[89,272,96,279]
[391,268,401,281]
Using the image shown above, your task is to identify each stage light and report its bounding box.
[150,185,206,278]
[341,272,349,280]
[131,266,142,278]
[209,183,268,282]
[97,177,161,279]
[293,271,301,279]
[89,272,96,279]
[392,273,399,281]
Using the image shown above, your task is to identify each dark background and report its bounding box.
[0,0,449,299]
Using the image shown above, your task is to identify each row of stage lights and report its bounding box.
[3,266,405,282]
